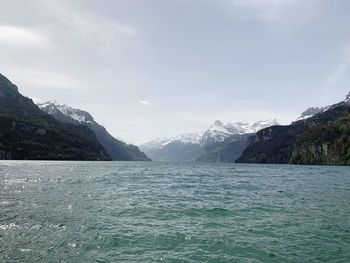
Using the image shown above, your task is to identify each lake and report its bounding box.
[1,161,350,262]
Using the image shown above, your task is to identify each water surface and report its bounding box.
[1,161,350,262]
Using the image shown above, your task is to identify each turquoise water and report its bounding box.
[1,161,350,262]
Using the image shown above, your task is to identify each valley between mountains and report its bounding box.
[0,73,349,165]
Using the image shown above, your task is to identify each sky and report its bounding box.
[1,0,350,144]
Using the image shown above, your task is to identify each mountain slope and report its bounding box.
[295,92,350,121]
[296,107,326,121]
[237,93,350,165]
[0,73,110,160]
[196,134,252,162]
[291,109,350,165]
[144,141,204,162]
[141,119,278,162]
[38,101,150,161]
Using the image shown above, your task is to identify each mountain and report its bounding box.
[0,73,110,160]
[294,92,350,121]
[140,119,278,162]
[237,92,350,165]
[296,107,327,121]
[201,119,278,145]
[38,101,150,161]
[291,109,350,165]
[196,134,252,162]
[143,141,204,162]
[139,132,204,162]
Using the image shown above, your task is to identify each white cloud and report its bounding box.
[138,100,153,106]
[0,25,49,47]
[43,0,140,56]
[38,0,141,62]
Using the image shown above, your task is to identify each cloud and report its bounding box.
[116,24,140,37]
[138,100,153,106]
[0,25,49,47]
[231,0,311,21]
[59,8,140,38]
[42,0,140,56]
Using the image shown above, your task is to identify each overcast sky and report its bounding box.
[1,0,350,144]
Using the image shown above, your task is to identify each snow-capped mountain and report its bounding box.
[144,132,203,150]
[202,119,279,144]
[238,91,350,165]
[140,119,279,162]
[38,101,151,161]
[296,107,328,121]
[142,119,279,149]
[296,92,350,121]
[345,92,350,103]
[37,101,96,125]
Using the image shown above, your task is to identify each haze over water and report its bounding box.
[1,161,350,262]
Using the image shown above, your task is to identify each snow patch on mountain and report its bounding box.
[296,91,350,122]
[201,119,278,144]
[141,119,279,150]
[144,132,204,149]
[345,92,350,103]
[37,100,95,124]
[296,107,327,121]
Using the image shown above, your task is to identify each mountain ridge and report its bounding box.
[237,92,350,165]
[0,73,110,160]
[295,92,350,121]
[38,101,151,161]
[142,119,279,148]
[141,119,279,162]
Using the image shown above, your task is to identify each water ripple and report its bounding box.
[0,161,349,262]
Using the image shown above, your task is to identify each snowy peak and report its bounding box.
[296,107,326,121]
[250,119,279,132]
[141,119,279,149]
[37,101,96,125]
[296,91,350,122]
[203,119,279,143]
[37,100,150,161]
[203,121,244,143]
[142,132,204,149]
[208,121,240,134]
[214,120,223,126]
[345,92,350,103]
